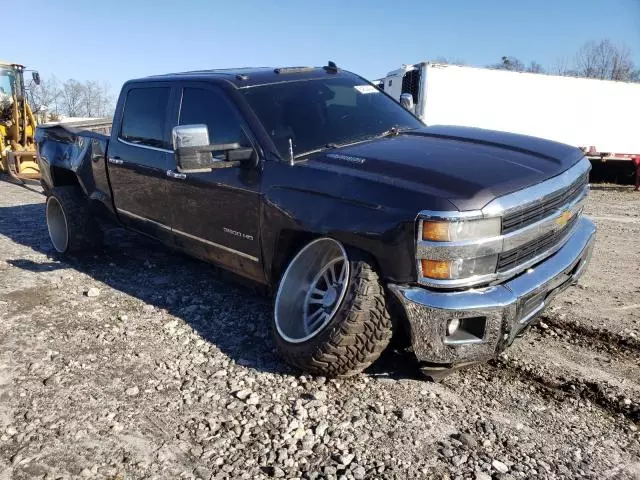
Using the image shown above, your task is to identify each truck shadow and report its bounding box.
[0,202,423,380]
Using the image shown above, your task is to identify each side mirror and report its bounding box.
[400,93,414,113]
[228,147,259,169]
[32,71,41,86]
[172,124,215,173]
[172,124,258,172]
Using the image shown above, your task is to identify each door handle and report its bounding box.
[166,170,186,179]
[108,157,124,165]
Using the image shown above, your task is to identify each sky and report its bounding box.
[6,0,640,95]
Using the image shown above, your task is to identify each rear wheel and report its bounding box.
[273,238,392,377]
[45,186,102,254]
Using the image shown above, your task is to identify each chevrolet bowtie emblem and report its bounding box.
[556,210,572,227]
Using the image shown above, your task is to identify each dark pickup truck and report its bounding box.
[35,64,596,378]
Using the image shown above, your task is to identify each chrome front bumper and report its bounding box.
[389,216,596,366]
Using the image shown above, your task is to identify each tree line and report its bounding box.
[444,39,639,82]
[27,77,114,120]
[26,38,639,120]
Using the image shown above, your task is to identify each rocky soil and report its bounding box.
[0,179,638,479]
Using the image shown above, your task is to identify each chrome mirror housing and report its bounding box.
[172,124,215,173]
[400,93,414,113]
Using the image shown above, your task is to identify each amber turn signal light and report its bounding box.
[421,259,451,279]
[422,221,450,241]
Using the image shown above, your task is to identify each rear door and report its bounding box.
[107,84,175,243]
[165,84,264,282]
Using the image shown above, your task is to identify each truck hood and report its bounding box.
[307,125,585,211]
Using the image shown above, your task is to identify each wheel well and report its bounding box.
[51,166,80,188]
[272,231,389,284]
[339,245,411,347]
[271,230,316,285]
[384,285,412,349]
[271,231,410,346]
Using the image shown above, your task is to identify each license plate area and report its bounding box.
[518,290,547,324]
[517,256,583,325]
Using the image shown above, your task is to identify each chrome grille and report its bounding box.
[415,157,591,289]
[497,213,579,272]
[502,172,588,234]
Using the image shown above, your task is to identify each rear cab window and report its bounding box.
[120,87,171,150]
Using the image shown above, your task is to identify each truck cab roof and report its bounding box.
[143,65,348,89]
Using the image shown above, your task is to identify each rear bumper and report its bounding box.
[388,216,596,366]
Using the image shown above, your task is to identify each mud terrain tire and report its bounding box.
[45,186,102,254]
[273,238,392,377]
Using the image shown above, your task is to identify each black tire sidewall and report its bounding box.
[45,186,101,253]
[272,254,358,357]
[271,246,384,367]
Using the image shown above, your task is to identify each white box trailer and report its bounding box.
[377,63,640,164]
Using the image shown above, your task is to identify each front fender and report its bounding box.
[262,186,417,284]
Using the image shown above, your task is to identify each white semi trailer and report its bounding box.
[377,63,640,166]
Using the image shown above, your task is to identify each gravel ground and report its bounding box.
[0,179,638,480]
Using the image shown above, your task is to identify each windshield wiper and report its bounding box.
[328,126,417,150]
[293,143,339,160]
[292,126,417,160]
[375,125,417,139]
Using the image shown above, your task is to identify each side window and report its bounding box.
[120,87,170,149]
[178,87,249,158]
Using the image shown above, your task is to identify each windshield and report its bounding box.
[242,75,423,159]
[0,67,15,97]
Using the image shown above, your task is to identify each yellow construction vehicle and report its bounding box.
[0,61,40,182]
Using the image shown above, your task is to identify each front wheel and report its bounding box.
[272,238,392,377]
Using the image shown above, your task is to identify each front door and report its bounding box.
[108,85,174,243]
[166,85,263,282]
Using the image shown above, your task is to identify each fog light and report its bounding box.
[443,316,487,345]
[447,318,460,336]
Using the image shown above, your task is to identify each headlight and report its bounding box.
[422,217,501,242]
[418,216,502,282]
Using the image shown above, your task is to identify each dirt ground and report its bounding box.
[0,179,638,480]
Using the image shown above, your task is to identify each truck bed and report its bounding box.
[35,123,110,195]
[41,117,113,136]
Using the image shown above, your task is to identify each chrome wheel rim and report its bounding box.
[46,196,69,253]
[275,238,349,343]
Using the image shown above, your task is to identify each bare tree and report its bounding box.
[81,81,113,117]
[526,61,545,74]
[81,81,99,117]
[551,57,575,76]
[27,75,62,118]
[483,43,639,82]
[434,56,467,66]
[575,39,637,81]
[60,80,85,117]
[56,79,114,117]
[489,56,526,72]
